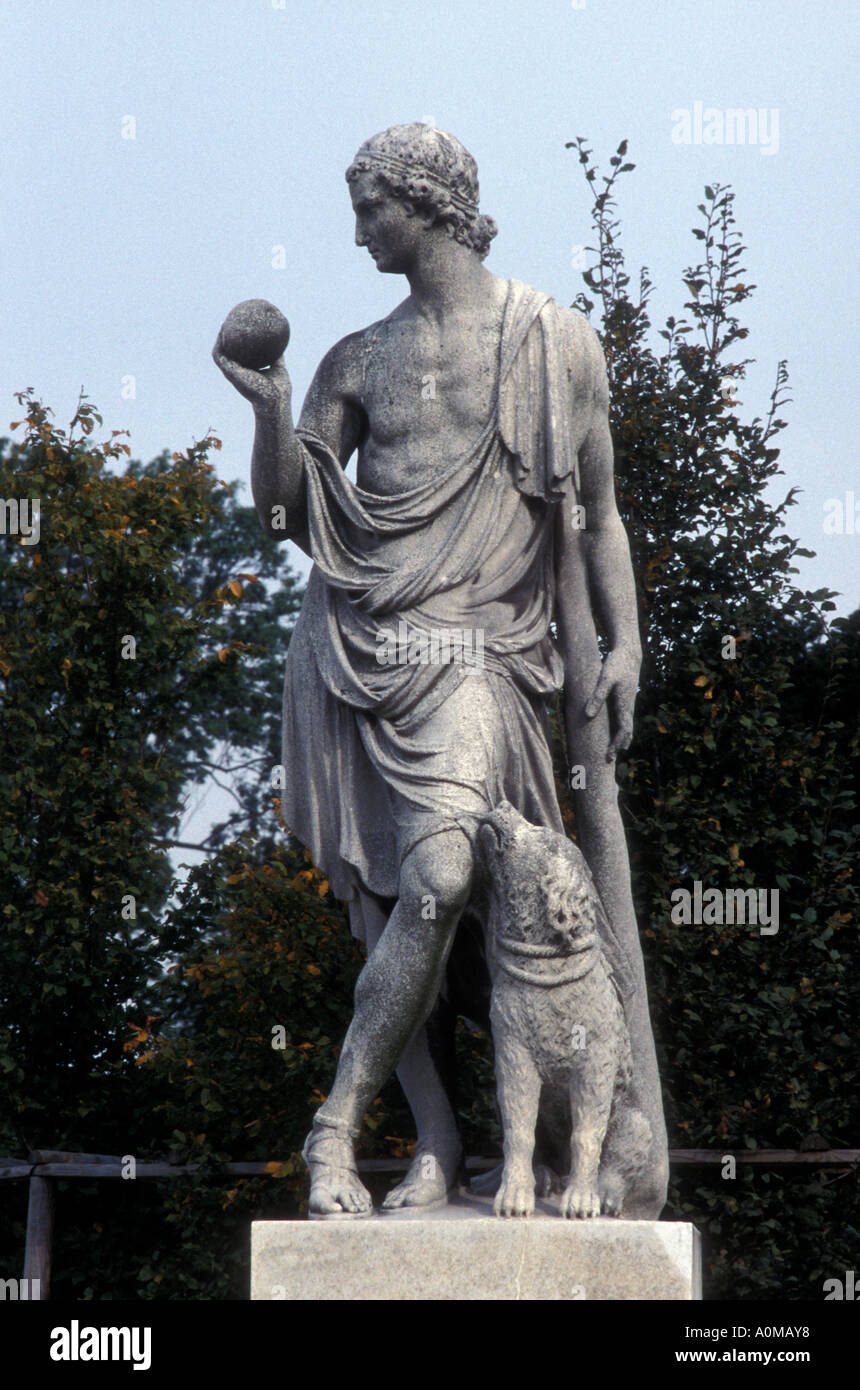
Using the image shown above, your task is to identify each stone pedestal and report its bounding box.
[251,1192,701,1300]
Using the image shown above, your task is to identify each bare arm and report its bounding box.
[212,328,366,555]
[577,412,642,663]
[555,334,641,763]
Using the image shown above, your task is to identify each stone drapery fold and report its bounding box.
[280,280,599,920]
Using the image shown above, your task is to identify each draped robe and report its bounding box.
[280,278,603,942]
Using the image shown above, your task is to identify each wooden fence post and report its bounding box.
[23,1172,54,1301]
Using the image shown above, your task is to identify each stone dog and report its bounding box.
[477,802,651,1218]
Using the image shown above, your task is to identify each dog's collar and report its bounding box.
[494,933,600,987]
[497,935,594,958]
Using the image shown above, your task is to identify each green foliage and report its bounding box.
[2,142,857,1301]
[126,839,495,1297]
[562,139,860,1298]
[0,391,304,1293]
[149,840,364,1172]
[668,1168,859,1301]
[0,392,221,1149]
[122,451,304,854]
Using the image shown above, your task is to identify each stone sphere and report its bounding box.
[220,299,290,370]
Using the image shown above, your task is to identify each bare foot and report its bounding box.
[303,1119,373,1219]
[381,1136,463,1211]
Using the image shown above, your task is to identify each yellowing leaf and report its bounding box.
[228,580,242,597]
[306,963,321,977]
[693,674,709,687]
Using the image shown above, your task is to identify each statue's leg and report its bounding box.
[561,1039,615,1220]
[380,1022,464,1210]
[492,1029,542,1218]
[566,673,670,1220]
[305,828,474,1217]
[353,899,462,1210]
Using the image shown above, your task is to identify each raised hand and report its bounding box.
[211,329,292,416]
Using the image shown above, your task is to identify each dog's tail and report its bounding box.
[599,1103,652,1202]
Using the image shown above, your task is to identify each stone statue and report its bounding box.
[213,123,668,1221]
[478,802,650,1218]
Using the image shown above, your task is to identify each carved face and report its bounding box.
[478,801,601,947]
[349,171,427,274]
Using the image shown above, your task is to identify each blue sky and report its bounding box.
[3,0,857,607]
[2,0,857,853]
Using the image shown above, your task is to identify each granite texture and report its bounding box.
[214,123,670,1225]
[479,803,651,1219]
[251,1201,701,1301]
[218,298,290,370]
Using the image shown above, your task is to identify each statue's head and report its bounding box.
[345,123,498,267]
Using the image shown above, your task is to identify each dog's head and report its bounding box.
[477,801,603,950]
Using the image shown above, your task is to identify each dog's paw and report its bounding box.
[561,1184,601,1219]
[598,1178,624,1217]
[534,1163,563,1199]
[494,1169,535,1218]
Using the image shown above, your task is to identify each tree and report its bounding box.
[121,451,304,857]
[0,390,304,1293]
[4,137,856,1300]
[144,144,858,1300]
[561,139,859,1297]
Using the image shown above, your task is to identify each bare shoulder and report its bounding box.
[309,324,379,402]
[556,303,608,381]
[538,304,607,427]
[299,323,387,458]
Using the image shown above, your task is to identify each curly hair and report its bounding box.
[345,123,498,260]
